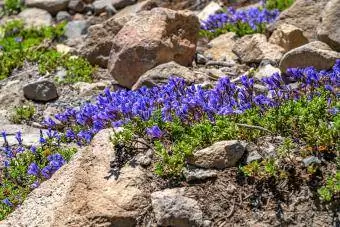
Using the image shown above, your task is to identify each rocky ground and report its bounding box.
[0,0,339,226]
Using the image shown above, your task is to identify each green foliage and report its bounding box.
[3,0,23,15]
[318,171,340,202]
[10,104,35,124]
[0,20,94,83]
[265,0,294,11]
[200,22,266,39]
[114,92,338,180]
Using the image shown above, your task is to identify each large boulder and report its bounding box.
[268,0,329,41]
[279,41,340,73]
[188,140,245,169]
[25,0,69,15]
[317,0,340,51]
[232,34,284,64]
[108,7,200,88]
[18,8,52,27]
[80,0,158,67]
[269,24,308,52]
[1,129,150,226]
[132,61,206,90]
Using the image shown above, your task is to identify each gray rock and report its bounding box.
[254,63,281,81]
[25,0,69,15]
[23,80,58,102]
[183,167,218,182]
[188,140,245,169]
[269,24,308,52]
[302,156,321,167]
[112,0,136,10]
[93,0,116,15]
[317,0,340,51]
[197,1,222,21]
[132,61,206,90]
[18,8,52,27]
[245,142,263,163]
[56,11,72,22]
[279,41,340,73]
[233,34,284,64]
[68,0,85,12]
[268,0,329,41]
[65,20,88,39]
[0,124,44,146]
[112,0,158,21]
[196,53,207,65]
[151,188,203,227]
[134,149,154,167]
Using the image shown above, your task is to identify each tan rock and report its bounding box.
[188,140,245,169]
[233,34,284,64]
[204,32,238,62]
[132,61,206,90]
[268,0,329,41]
[197,1,222,21]
[108,7,200,88]
[25,0,69,15]
[18,8,52,27]
[317,0,340,51]
[112,0,158,20]
[1,129,150,226]
[279,41,340,73]
[269,24,308,52]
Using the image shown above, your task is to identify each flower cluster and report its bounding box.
[49,60,339,146]
[200,7,279,34]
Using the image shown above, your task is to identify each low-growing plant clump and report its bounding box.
[200,6,280,38]
[1,0,23,16]
[10,104,35,124]
[0,130,76,219]
[0,20,94,83]
[265,0,294,11]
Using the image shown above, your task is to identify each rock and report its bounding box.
[65,20,88,39]
[269,24,308,52]
[268,0,328,41]
[23,80,58,102]
[56,44,73,54]
[245,142,263,163]
[195,53,207,65]
[183,167,218,182]
[257,136,284,158]
[56,11,72,22]
[18,8,52,27]
[134,149,154,167]
[233,34,284,64]
[132,61,206,90]
[93,0,116,15]
[108,7,200,88]
[0,124,43,146]
[151,188,203,227]
[68,0,85,13]
[204,32,238,62]
[254,62,281,81]
[1,129,150,226]
[112,0,136,10]
[112,0,158,20]
[0,80,24,110]
[72,80,111,96]
[188,140,245,169]
[302,156,321,167]
[279,41,340,73]
[197,1,222,21]
[80,16,128,67]
[25,0,69,15]
[317,0,340,51]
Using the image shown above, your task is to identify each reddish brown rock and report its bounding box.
[108,7,200,88]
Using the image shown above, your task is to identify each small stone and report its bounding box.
[197,1,222,21]
[246,151,262,163]
[23,80,58,102]
[25,0,69,15]
[65,20,88,39]
[68,0,85,13]
[134,149,154,167]
[196,53,207,65]
[188,140,245,169]
[254,63,281,81]
[183,167,218,182]
[93,0,116,15]
[302,156,321,167]
[56,44,72,54]
[151,188,203,227]
[269,24,308,52]
[233,34,284,64]
[56,11,72,22]
[18,8,52,27]
[204,32,238,62]
[112,0,136,10]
